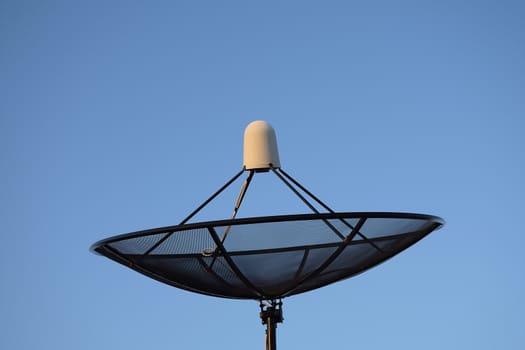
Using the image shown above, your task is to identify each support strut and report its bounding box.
[260,300,284,350]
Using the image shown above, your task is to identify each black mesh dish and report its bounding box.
[91,212,444,300]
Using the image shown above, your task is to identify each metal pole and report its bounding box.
[266,314,277,350]
[260,300,283,350]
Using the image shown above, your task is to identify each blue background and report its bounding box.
[2,1,524,349]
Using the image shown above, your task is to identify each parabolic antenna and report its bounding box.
[92,120,444,350]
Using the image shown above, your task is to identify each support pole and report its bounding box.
[260,300,283,350]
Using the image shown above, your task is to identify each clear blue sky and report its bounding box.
[1,1,524,349]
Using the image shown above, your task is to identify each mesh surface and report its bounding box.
[92,212,443,299]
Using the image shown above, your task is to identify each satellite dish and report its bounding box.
[92,120,444,350]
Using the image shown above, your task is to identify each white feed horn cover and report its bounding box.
[243,120,281,170]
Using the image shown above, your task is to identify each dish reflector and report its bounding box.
[91,212,444,300]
